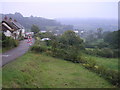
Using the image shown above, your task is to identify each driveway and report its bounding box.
[0,38,35,67]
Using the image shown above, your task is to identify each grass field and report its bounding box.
[2,52,115,88]
[81,54,118,71]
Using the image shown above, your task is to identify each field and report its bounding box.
[82,54,118,71]
[2,52,115,88]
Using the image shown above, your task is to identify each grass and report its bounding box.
[2,52,115,88]
[81,53,118,71]
[0,48,2,53]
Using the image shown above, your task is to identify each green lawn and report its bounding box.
[81,54,118,71]
[2,52,115,88]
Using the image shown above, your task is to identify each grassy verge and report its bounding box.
[2,47,13,53]
[2,52,115,88]
[81,53,118,71]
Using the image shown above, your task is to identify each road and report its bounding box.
[0,38,35,67]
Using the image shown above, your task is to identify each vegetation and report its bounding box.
[1,13,73,32]
[31,29,119,87]
[81,54,118,71]
[2,52,115,88]
[2,33,19,52]
[84,48,119,58]
[32,30,84,62]
[31,25,40,34]
[104,30,120,49]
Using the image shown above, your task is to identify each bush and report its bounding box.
[97,48,113,58]
[113,49,120,58]
[85,48,118,58]
[94,66,119,86]
[80,56,119,87]
[2,36,19,48]
[31,45,47,53]
[18,36,24,40]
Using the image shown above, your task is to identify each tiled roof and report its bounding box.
[1,18,24,32]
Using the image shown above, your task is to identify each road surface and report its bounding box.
[0,38,35,67]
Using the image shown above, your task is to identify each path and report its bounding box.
[0,38,35,67]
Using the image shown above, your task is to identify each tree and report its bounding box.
[97,28,103,39]
[59,30,84,50]
[31,25,40,34]
[104,30,119,49]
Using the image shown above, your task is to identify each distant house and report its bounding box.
[54,34,58,36]
[0,16,25,39]
[40,30,47,33]
[74,30,79,34]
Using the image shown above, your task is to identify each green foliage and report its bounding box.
[2,33,19,48]
[33,30,84,62]
[85,38,109,49]
[32,30,119,87]
[85,48,119,58]
[39,32,56,39]
[60,30,83,48]
[79,54,119,87]
[31,45,47,53]
[104,30,119,49]
[50,30,84,61]
[31,25,40,34]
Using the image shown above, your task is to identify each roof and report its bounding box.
[1,17,24,32]
[2,21,18,31]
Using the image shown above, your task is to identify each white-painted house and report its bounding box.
[74,30,79,34]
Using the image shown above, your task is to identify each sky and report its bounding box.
[0,0,119,19]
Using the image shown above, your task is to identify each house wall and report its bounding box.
[22,29,25,37]
[4,30,12,37]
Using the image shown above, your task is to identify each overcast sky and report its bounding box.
[0,0,118,19]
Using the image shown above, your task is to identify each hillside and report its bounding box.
[0,12,73,32]
[2,52,114,88]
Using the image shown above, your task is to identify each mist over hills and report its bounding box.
[0,12,62,30]
[1,12,118,32]
[56,18,118,32]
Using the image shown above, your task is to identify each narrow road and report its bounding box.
[1,38,35,67]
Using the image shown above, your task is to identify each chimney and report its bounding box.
[4,16,8,21]
[9,17,12,22]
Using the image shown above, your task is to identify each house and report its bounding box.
[74,30,79,34]
[40,30,47,33]
[0,16,25,39]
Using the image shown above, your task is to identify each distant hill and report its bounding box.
[0,12,62,30]
[0,13,74,33]
[56,18,118,32]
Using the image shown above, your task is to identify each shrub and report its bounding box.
[18,36,24,40]
[97,48,113,58]
[31,45,47,53]
[95,66,119,86]
[79,55,119,86]
[113,49,120,58]
[85,48,118,58]
[2,35,19,48]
